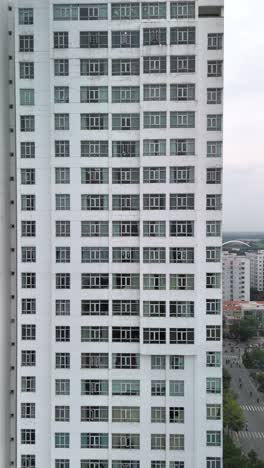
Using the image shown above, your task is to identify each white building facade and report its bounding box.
[245,250,264,292]
[223,253,250,301]
[2,0,224,467]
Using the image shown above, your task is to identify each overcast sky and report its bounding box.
[224,1,264,231]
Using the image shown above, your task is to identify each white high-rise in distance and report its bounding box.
[0,1,224,467]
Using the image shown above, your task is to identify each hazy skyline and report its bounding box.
[224,1,264,231]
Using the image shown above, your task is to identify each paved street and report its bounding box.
[224,340,264,458]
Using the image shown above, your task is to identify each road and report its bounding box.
[224,340,264,458]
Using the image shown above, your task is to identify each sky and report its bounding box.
[224,0,264,231]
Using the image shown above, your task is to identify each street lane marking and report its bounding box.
[234,431,264,440]
[241,405,264,412]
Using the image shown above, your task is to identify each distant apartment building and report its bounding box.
[223,252,250,301]
[245,250,264,291]
[223,300,264,333]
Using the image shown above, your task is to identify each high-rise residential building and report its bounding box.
[223,252,250,301]
[0,1,224,467]
[245,250,264,292]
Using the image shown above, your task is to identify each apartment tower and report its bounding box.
[0,1,224,467]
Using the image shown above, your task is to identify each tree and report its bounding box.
[224,391,245,432]
[223,367,231,391]
[243,349,264,370]
[230,318,259,341]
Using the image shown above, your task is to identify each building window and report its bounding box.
[54,59,69,76]
[151,380,166,396]
[170,193,194,210]
[55,379,70,395]
[55,433,70,448]
[81,86,108,103]
[112,59,140,76]
[206,221,221,237]
[151,407,166,423]
[207,60,223,77]
[207,88,223,104]
[170,248,194,264]
[207,431,221,447]
[55,168,70,184]
[20,62,34,79]
[81,114,108,130]
[113,221,139,237]
[55,326,70,342]
[170,138,195,156]
[53,4,78,20]
[54,86,69,103]
[207,114,223,131]
[143,167,166,184]
[79,4,108,20]
[56,300,70,316]
[112,114,140,131]
[21,350,36,366]
[20,89,34,106]
[113,247,139,263]
[170,55,195,73]
[207,168,222,184]
[81,274,109,289]
[206,194,222,210]
[151,434,166,450]
[206,273,221,289]
[21,194,35,211]
[170,2,195,19]
[206,352,221,367]
[81,59,108,76]
[55,406,70,422]
[55,194,70,210]
[81,354,109,369]
[170,221,194,237]
[170,301,194,318]
[81,194,108,210]
[81,433,108,449]
[56,220,70,237]
[112,141,139,158]
[19,35,34,52]
[81,141,108,157]
[54,32,69,49]
[80,31,108,48]
[170,381,184,397]
[206,458,221,468]
[22,298,36,314]
[206,247,221,263]
[21,455,36,468]
[56,353,70,369]
[112,300,139,316]
[19,8,33,24]
[112,168,139,184]
[142,3,166,19]
[206,326,221,341]
[112,31,140,48]
[112,274,140,290]
[170,27,195,45]
[81,406,108,422]
[143,274,166,290]
[151,355,166,370]
[170,166,195,183]
[55,113,69,130]
[207,141,222,158]
[55,140,70,158]
[144,112,166,129]
[208,33,223,50]
[112,86,140,103]
[143,221,166,237]
[56,273,70,289]
[21,221,36,237]
[82,247,109,263]
[21,272,36,289]
[55,461,70,468]
[112,434,139,449]
[112,380,140,396]
[169,434,184,450]
[170,112,195,128]
[112,353,140,369]
[143,248,166,264]
[21,429,35,445]
[21,376,36,392]
[170,329,194,344]
[143,28,166,46]
[112,194,139,210]
[21,324,36,340]
[81,380,108,396]
[143,194,166,210]
[81,326,108,343]
[112,407,140,423]
[170,84,195,101]
[112,3,140,20]
[143,57,167,74]
[143,328,166,344]
[169,407,184,423]
[206,299,221,315]
[81,221,109,237]
[207,404,221,420]
[20,115,35,132]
